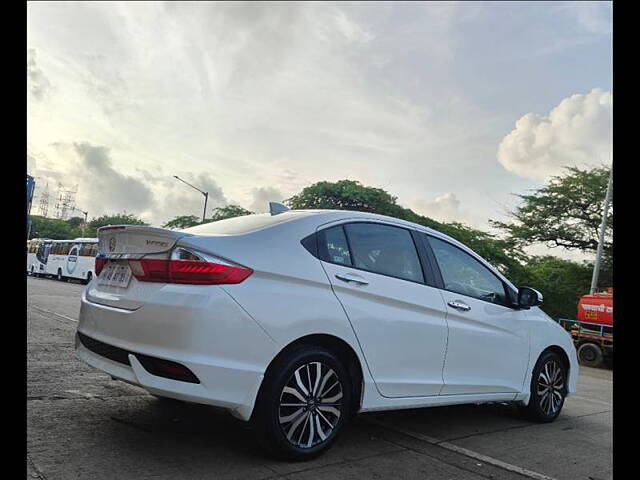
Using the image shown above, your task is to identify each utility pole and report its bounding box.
[173,175,209,223]
[590,165,613,294]
[27,175,35,239]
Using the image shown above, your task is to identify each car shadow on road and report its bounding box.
[119,394,529,460]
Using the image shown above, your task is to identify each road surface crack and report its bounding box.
[27,454,48,480]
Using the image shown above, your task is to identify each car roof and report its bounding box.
[291,209,443,237]
[186,208,454,246]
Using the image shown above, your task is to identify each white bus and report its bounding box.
[45,238,98,283]
[26,238,53,277]
[27,238,98,283]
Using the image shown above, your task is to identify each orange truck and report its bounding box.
[558,288,613,368]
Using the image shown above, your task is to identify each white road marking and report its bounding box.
[366,418,559,480]
[29,304,78,323]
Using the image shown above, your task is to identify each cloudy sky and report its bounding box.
[27,1,612,258]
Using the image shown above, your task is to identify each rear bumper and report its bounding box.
[75,287,277,421]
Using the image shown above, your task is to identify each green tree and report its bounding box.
[288,180,401,214]
[491,166,612,286]
[85,212,147,237]
[163,215,201,229]
[161,205,253,230]
[522,256,593,320]
[209,205,253,221]
[66,216,85,229]
[29,215,79,240]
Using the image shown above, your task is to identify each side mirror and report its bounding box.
[517,286,543,309]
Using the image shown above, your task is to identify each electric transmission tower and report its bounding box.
[54,183,78,220]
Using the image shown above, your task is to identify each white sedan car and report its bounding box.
[75,208,578,460]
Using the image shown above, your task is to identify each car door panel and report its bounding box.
[438,291,530,395]
[318,222,449,398]
[423,234,531,396]
[324,262,449,397]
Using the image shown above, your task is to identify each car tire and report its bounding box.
[524,350,567,423]
[251,345,352,461]
[85,272,93,285]
[577,342,603,368]
[57,269,64,281]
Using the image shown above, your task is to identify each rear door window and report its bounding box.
[318,226,352,266]
[343,223,424,283]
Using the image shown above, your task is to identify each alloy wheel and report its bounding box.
[536,359,565,416]
[278,361,343,449]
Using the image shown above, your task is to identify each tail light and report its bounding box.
[95,256,107,276]
[127,248,252,285]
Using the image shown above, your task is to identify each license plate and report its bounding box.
[98,263,133,288]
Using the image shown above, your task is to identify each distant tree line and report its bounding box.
[28,212,148,241]
[28,166,611,320]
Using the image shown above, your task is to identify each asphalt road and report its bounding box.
[27,276,612,480]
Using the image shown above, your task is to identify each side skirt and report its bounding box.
[359,391,521,413]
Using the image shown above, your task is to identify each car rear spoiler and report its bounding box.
[97,225,194,259]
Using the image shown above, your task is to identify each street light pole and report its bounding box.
[73,206,89,238]
[173,175,209,223]
[82,211,88,237]
[589,165,613,294]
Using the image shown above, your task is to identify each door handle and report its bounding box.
[448,300,471,311]
[335,273,369,285]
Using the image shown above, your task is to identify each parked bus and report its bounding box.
[26,238,53,277]
[46,238,98,283]
[27,238,98,284]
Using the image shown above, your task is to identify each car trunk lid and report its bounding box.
[86,225,193,310]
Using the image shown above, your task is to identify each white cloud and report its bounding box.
[333,9,374,44]
[557,1,612,35]
[249,186,285,213]
[70,142,154,215]
[27,48,52,101]
[29,142,229,226]
[497,88,612,180]
[413,192,460,220]
[411,192,484,228]
[26,1,465,210]
[26,1,612,247]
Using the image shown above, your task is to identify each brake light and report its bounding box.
[95,256,107,276]
[128,258,252,285]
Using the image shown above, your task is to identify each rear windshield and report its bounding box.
[181,211,316,235]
